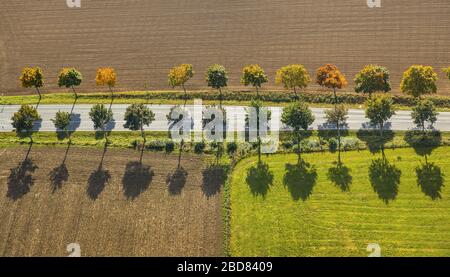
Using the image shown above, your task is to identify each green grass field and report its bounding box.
[229,147,450,257]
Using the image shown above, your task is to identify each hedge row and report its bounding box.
[93,90,450,108]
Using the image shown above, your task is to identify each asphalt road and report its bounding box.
[1,104,450,132]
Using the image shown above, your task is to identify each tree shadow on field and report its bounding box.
[166,166,188,195]
[87,143,111,200]
[356,129,394,154]
[246,162,274,198]
[202,164,229,198]
[369,155,401,204]
[283,160,318,201]
[327,161,352,192]
[404,130,442,158]
[122,161,154,200]
[7,143,38,201]
[49,142,71,193]
[416,162,445,200]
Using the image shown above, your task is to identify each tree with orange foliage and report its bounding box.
[316,64,348,106]
[96,67,117,97]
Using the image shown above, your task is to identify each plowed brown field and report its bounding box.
[0,146,223,256]
[0,0,449,95]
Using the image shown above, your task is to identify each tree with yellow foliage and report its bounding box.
[96,67,117,97]
[168,64,194,99]
[241,64,268,97]
[443,66,450,81]
[19,67,44,99]
[400,65,438,98]
[275,64,311,96]
[316,64,348,106]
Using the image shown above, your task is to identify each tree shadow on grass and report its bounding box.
[122,161,154,200]
[283,160,317,201]
[369,156,401,204]
[202,164,229,198]
[404,130,442,157]
[356,129,394,154]
[416,162,445,200]
[327,161,352,192]
[246,162,274,198]
[49,142,71,193]
[87,143,111,200]
[7,143,38,201]
[166,166,188,195]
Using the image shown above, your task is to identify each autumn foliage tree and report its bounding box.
[400,65,438,98]
[275,64,311,96]
[58,68,83,98]
[168,64,194,98]
[241,64,268,97]
[443,67,450,81]
[354,65,391,98]
[316,64,348,106]
[205,64,228,105]
[96,67,117,97]
[20,67,44,99]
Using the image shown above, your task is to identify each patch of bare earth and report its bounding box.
[0,146,223,257]
[0,0,449,95]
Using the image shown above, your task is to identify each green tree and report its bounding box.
[325,105,348,162]
[354,65,391,98]
[241,64,268,97]
[19,67,44,99]
[58,68,83,98]
[281,101,315,161]
[205,64,228,106]
[275,64,311,95]
[124,103,155,150]
[365,94,396,137]
[52,111,72,140]
[89,104,114,141]
[411,99,438,133]
[168,64,194,98]
[400,65,438,98]
[11,104,41,142]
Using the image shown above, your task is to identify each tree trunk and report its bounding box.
[333,88,337,109]
[380,122,384,138]
[219,88,223,107]
[72,86,78,99]
[35,87,41,99]
[297,131,301,163]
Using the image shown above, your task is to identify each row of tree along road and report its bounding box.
[10,63,445,165]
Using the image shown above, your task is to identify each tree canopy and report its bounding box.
[95,67,117,88]
[316,64,348,90]
[205,64,228,90]
[11,104,41,139]
[400,65,438,98]
[354,65,391,96]
[168,64,194,90]
[365,94,396,135]
[275,64,311,93]
[58,68,82,88]
[124,104,155,132]
[411,99,438,132]
[241,64,268,89]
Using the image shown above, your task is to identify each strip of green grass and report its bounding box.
[2,91,449,111]
[230,147,450,257]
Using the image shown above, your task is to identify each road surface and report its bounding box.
[1,104,450,132]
